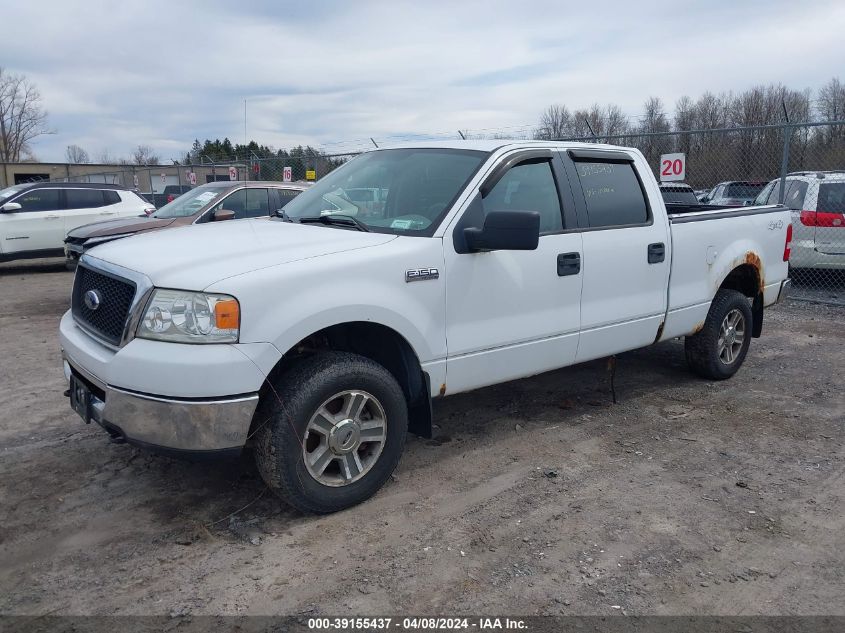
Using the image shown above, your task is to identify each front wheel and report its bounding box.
[685,289,753,380]
[253,351,408,514]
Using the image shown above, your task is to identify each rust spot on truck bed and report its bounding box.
[439,383,446,397]
[691,321,705,334]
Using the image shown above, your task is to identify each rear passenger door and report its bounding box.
[64,188,119,234]
[560,149,670,362]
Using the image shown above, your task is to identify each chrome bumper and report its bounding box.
[64,355,258,453]
[776,278,791,304]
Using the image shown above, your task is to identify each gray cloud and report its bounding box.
[2,0,843,161]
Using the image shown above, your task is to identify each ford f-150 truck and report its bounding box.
[59,141,792,513]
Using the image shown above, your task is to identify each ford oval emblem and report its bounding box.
[84,289,102,311]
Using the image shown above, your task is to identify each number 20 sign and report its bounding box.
[659,153,686,182]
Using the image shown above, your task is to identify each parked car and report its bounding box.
[64,180,310,266]
[658,182,700,205]
[0,183,154,263]
[754,172,845,270]
[60,141,791,513]
[157,185,193,208]
[700,181,768,206]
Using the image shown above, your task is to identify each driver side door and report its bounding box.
[443,151,583,394]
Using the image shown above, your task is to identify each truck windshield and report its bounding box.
[152,185,222,218]
[280,148,487,235]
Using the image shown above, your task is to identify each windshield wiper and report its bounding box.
[298,214,370,232]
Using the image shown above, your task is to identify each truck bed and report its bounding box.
[659,203,791,342]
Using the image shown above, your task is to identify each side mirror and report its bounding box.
[2,202,22,213]
[463,211,540,252]
[212,209,235,222]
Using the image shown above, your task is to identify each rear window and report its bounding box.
[660,186,699,205]
[817,182,845,213]
[724,183,766,199]
[574,161,649,228]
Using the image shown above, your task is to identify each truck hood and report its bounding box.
[83,218,397,289]
[67,216,177,240]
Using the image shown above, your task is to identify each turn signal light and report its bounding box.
[214,299,240,329]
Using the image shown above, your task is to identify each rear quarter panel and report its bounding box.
[661,207,790,340]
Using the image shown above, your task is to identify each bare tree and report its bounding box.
[0,67,49,162]
[534,104,572,140]
[65,144,90,164]
[131,144,160,165]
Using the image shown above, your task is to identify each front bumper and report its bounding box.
[59,308,280,453]
[64,353,258,453]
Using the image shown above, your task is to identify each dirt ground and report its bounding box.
[1,258,843,617]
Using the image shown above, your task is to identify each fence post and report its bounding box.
[777,123,793,204]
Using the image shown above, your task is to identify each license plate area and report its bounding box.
[69,374,92,424]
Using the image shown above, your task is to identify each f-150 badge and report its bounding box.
[406,268,439,282]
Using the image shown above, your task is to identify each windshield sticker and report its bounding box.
[195,191,218,203]
[390,219,413,230]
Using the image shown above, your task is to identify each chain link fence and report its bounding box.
[53,152,359,207]
[558,121,845,305]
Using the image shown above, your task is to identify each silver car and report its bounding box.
[755,172,845,270]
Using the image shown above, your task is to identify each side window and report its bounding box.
[277,188,302,207]
[103,190,121,205]
[214,189,247,217]
[763,181,780,205]
[573,161,649,228]
[784,181,808,211]
[66,189,106,209]
[12,189,61,212]
[482,160,563,234]
[244,188,270,218]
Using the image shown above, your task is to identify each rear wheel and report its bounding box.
[253,351,407,514]
[685,289,752,380]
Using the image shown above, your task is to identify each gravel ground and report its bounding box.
[0,258,843,616]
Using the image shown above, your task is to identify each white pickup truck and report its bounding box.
[59,141,792,513]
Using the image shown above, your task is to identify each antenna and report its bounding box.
[370,138,379,148]
[458,130,466,140]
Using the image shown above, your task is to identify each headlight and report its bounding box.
[137,289,240,343]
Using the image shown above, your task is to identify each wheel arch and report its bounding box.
[717,262,764,338]
[259,320,433,438]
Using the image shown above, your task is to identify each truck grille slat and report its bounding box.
[71,265,136,346]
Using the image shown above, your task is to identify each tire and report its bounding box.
[685,289,753,380]
[253,351,408,514]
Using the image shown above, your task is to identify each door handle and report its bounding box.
[45,214,61,220]
[648,242,665,264]
[557,252,581,276]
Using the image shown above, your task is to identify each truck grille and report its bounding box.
[72,264,137,346]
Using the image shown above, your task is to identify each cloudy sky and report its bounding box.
[3,0,844,162]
